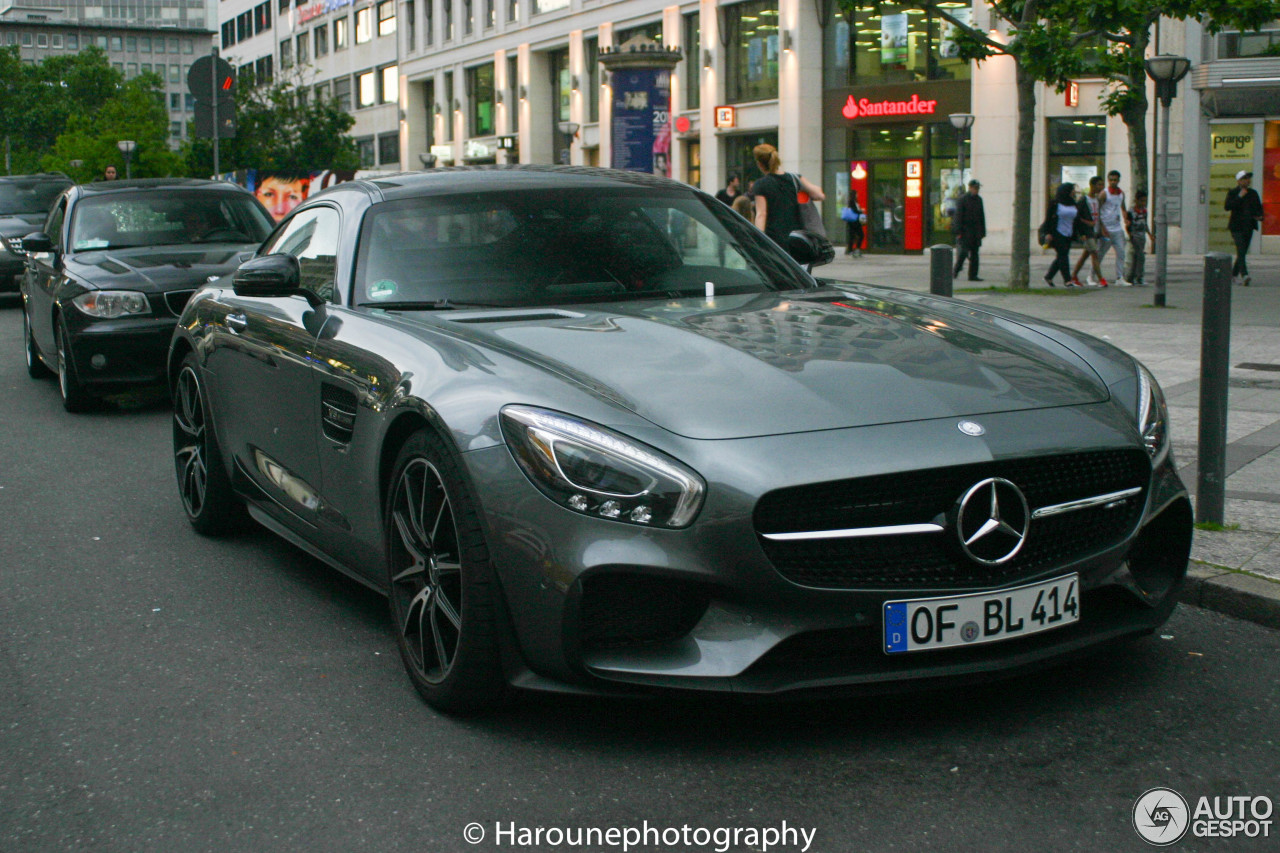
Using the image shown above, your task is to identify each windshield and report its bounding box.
[69,190,274,251]
[0,180,71,215]
[353,187,811,308]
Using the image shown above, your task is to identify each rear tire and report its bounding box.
[24,309,51,379]
[56,315,93,413]
[173,353,242,535]
[385,430,510,714]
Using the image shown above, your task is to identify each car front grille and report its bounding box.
[5,236,24,256]
[163,289,196,317]
[754,449,1151,590]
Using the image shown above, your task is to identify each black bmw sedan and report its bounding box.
[168,166,1192,714]
[21,178,273,411]
[0,173,72,291]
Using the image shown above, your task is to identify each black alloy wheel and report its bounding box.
[385,430,508,713]
[55,315,92,412]
[24,308,51,379]
[172,354,241,534]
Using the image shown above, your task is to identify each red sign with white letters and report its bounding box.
[841,94,938,120]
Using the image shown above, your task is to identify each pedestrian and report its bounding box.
[731,193,755,223]
[1096,170,1129,285]
[1225,169,1263,286]
[841,195,865,256]
[102,165,118,181]
[1039,182,1091,287]
[951,179,986,281]
[1125,189,1152,287]
[1069,176,1104,286]
[749,143,824,249]
[715,172,741,207]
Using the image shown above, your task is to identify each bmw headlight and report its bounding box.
[1137,363,1170,464]
[72,290,151,318]
[500,406,705,528]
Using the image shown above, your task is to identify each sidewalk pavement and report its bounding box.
[819,248,1280,630]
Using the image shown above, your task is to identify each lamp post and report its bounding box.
[948,113,975,183]
[1145,55,1191,308]
[116,140,136,180]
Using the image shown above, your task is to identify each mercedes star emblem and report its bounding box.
[957,420,986,436]
[955,477,1030,565]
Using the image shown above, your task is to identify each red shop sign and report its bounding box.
[841,94,938,120]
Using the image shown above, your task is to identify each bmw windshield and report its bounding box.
[354,188,813,308]
[0,179,71,215]
[69,190,274,252]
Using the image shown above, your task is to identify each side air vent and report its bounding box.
[320,383,358,444]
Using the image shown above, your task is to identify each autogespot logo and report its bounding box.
[1133,787,1191,846]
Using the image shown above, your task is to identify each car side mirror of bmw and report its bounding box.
[786,229,836,270]
[21,231,54,254]
[232,253,322,306]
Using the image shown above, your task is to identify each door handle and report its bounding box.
[226,313,248,333]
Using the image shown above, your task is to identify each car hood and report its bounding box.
[65,244,255,293]
[423,288,1111,439]
[0,213,48,236]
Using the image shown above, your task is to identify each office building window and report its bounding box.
[443,71,454,141]
[37,33,49,48]
[126,62,137,77]
[357,69,376,107]
[468,62,494,136]
[585,37,599,123]
[684,12,700,110]
[508,0,517,22]
[169,64,180,83]
[126,36,136,51]
[725,0,779,104]
[380,64,398,103]
[424,0,433,45]
[335,16,349,49]
[465,0,473,35]
[315,81,330,101]
[110,36,122,51]
[533,0,568,13]
[67,34,77,49]
[183,39,193,54]
[377,0,396,36]
[378,132,400,165]
[334,76,352,110]
[281,39,293,69]
[446,0,454,40]
[355,6,373,43]
[297,33,309,64]
[315,24,328,57]
[357,136,375,167]
[52,34,64,49]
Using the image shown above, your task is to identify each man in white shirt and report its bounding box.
[1097,170,1129,286]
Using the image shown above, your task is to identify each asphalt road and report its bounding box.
[1,295,1278,853]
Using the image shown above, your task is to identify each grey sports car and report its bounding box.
[168,167,1191,713]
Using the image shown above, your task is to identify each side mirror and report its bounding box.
[21,232,54,254]
[232,253,320,305]
[785,230,836,269]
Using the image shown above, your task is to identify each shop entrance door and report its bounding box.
[868,161,905,251]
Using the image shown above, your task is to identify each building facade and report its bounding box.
[0,1,216,147]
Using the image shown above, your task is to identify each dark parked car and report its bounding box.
[21,178,274,410]
[0,173,73,291]
[168,166,1191,714]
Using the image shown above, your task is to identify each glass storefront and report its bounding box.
[725,130,779,191]
[1045,116,1106,197]
[825,2,972,89]
[725,0,780,104]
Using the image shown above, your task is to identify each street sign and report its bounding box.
[187,55,236,99]
[193,104,236,139]
[1162,153,1184,226]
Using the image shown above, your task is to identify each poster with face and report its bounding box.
[240,170,360,221]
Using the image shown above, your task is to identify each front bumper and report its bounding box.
[0,253,23,291]
[466,403,1192,696]
[63,312,177,389]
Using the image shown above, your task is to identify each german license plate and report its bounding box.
[883,574,1079,654]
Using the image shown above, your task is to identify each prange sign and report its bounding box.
[841,94,938,119]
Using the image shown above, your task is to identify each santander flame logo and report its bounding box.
[842,96,859,119]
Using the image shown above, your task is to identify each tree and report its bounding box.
[41,73,183,180]
[0,46,124,174]
[183,72,361,176]
[1061,1,1280,198]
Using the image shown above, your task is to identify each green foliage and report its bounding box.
[41,73,183,180]
[183,73,360,175]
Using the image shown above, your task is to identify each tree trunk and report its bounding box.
[1120,29,1152,198]
[1009,62,1037,290]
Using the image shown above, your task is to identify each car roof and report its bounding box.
[76,178,252,196]
[0,173,71,183]
[343,165,697,202]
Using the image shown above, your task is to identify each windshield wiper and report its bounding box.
[357,299,508,310]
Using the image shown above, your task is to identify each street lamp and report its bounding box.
[116,140,136,180]
[948,113,975,183]
[1145,55,1191,308]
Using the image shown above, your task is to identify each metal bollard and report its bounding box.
[929,244,953,297]
[1196,253,1233,525]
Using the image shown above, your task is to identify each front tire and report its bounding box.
[24,309,51,379]
[173,354,242,535]
[385,430,509,714]
[56,315,93,412]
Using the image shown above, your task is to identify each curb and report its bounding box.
[1179,564,1280,630]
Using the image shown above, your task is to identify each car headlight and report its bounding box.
[1136,363,1169,464]
[71,290,151,318]
[500,406,705,528]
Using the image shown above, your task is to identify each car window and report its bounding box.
[44,199,66,252]
[68,190,273,251]
[353,188,803,308]
[263,206,341,303]
[0,179,71,214]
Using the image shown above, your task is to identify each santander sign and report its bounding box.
[842,94,939,119]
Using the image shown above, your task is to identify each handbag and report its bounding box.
[790,174,827,237]
[840,206,858,223]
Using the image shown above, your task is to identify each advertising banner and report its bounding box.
[610,69,672,177]
[231,169,360,220]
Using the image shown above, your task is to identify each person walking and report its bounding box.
[1096,170,1129,285]
[715,172,742,207]
[749,143,824,249]
[1069,176,1104,286]
[1125,189,1152,287]
[842,195,865,256]
[951,179,986,281]
[1225,170,1263,286]
[1040,182,1090,287]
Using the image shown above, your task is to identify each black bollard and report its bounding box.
[929,244,953,297]
[1196,253,1233,525]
